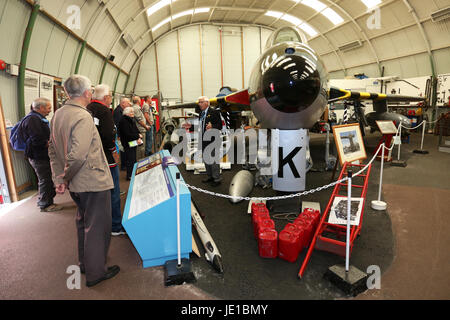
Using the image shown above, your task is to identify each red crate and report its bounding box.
[258,229,278,258]
[278,230,300,263]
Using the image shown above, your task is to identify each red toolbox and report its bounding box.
[258,229,278,258]
[278,230,300,263]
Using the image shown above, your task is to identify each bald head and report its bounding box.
[120,97,131,109]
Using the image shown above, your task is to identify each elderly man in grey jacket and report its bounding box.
[48,74,120,287]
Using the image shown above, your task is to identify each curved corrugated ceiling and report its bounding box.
[37,0,450,78]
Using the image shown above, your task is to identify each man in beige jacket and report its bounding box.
[48,74,120,287]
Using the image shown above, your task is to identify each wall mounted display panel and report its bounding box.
[201,25,222,99]
[157,32,181,100]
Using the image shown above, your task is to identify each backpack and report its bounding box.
[9,114,34,151]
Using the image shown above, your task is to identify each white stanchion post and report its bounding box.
[372,144,387,210]
[176,172,181,267]
[345,170,352,273]
[397,125,402,161]
[414,121,429,154]
[420,121,426,150]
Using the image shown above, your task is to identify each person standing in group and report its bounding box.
[48,74,120,287]
[118,107,142,181]
[20,97,63,212]
[87,84,126,236]
[131,96,150,160]
[113,97,131,171]
[142,96,154,156]
[182,96,223,187]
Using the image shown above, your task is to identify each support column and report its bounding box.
[18,2,40,119]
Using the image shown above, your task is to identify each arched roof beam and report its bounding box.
[249,0,347,75]
[401,0,436,76]
[321,0,382,76]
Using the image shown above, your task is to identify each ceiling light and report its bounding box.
[194,7,211,14]
[151,7,210,32]
[152,17,171,32]
[360,0,382,10]
[147,0,177,17]
[265,11,284,19]
[281,14,303,26]
[322,8,344,25]
[298,23,318,37]
[301,0,326,12]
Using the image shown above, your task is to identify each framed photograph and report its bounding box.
[328,196,364,226]
[376,120,397,135]
[332,123,367,166]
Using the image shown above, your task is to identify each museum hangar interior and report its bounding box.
[0,0,449,301]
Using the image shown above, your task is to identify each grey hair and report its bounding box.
[32,97,50,111]
[131,96,141,104]
[63,74,92,98]
[92,84,110,100]
[120,97,130,104]
[123,107,134,116]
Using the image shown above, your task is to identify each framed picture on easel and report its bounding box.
[332,123,367,166]
[376,120,398,135]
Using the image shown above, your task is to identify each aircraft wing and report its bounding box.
[165,89,251,112]
[328,86,426,113]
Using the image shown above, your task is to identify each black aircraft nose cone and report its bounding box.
[262,54,321,113]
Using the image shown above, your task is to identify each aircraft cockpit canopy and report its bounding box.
[265,26,308,50]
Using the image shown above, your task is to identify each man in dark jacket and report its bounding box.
[183,96,223,186]
[87,84,125,236]
[21,98,63,212]
[118,107,142,180]
[113,97,131,171]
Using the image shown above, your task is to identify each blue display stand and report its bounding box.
[122,150,192,268]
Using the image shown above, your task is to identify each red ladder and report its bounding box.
[298,162,372,278]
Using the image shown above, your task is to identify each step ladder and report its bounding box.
[298,162,372,278]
